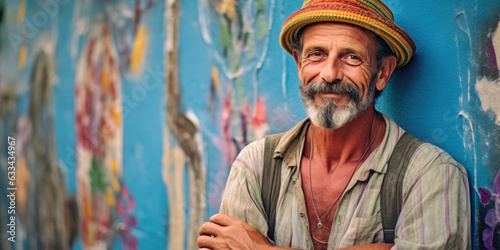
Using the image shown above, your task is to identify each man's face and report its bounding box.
[294,22,380,129]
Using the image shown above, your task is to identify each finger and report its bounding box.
[197,234,219,249]
[209,213,236,226]
[198,221,222,237]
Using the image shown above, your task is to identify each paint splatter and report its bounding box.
[216,0,237,20]
[16,0,25,25]
[130,25,148,74]
[213,85,239,164]
[213,87,271,164]
[16,157,30,213]
[248,97,269,139]
[117,184,138,250]
[487,42,498,71]
[18,44,27,69]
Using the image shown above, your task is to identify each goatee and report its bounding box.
[299,77,376,129]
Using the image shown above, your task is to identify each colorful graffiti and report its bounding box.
[479,171,500,250]
[0,0,76,248]
[70,1,160,248]
[74,20,136,248]
[474,13,500,250]
[1,0,159,249]
[199,0,273,160]
[163,0,277,248]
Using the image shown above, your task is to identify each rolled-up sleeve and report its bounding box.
[219,139,269,235]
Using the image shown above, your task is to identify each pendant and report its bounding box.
[312,229,329,245]
[317,222,323,228]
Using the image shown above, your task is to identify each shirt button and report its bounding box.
[292,179,296,185]
[299,213,304,217]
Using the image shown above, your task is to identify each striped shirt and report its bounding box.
[220,114,471,249]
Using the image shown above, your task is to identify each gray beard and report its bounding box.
[299,76,376,129]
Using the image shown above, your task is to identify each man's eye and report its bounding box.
[349,55,359,60]
[343,54,362,65]
[306,51,324,61]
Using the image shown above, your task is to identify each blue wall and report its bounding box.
[1,0,500,249]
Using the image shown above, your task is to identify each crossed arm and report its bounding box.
[198,141,471,250]
[197,213,393,250]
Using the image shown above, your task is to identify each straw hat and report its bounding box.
[280,0,416,68]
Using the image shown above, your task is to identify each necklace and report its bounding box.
[308,121,382,243]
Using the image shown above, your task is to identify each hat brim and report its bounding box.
[280,3,416,68]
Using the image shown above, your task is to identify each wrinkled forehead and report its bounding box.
[300,22,379,52]
[301,22,377,40]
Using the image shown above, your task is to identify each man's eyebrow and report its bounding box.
[339,47,373,60]
[302,45,326,55]
[302,45,369,57]
[339,47,364,55]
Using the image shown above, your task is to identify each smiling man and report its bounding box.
[198,1,471,249]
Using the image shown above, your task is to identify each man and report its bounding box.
[198,0,471,249]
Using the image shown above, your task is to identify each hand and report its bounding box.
[197,213,272,250]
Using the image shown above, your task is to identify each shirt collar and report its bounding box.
[273,117,311,168]
[349,113,404,184]
[272,114,403,180]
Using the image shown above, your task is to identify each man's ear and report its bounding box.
[293,50,302,69]
[375,55,397,91]
[293,50,303,81]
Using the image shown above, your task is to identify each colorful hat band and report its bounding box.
[280,0,416,68]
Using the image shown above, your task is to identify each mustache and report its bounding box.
[299,80,361,102]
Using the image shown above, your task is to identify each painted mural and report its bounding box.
[70,1,160,249]
[198,0,273,162]
[1,0,160,249]
[474,12,500,250]
[1,0,500,249]
[163,0,275,248]
[0,0,73,249]
[74,20,134,249]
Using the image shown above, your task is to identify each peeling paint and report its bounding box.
[491,20,500,72]
[476,77,500,125]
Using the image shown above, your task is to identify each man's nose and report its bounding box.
[320,57,343,83]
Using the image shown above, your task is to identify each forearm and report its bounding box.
[267,246,303,250]
[266,243,392,250]
[339,243,393,250]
